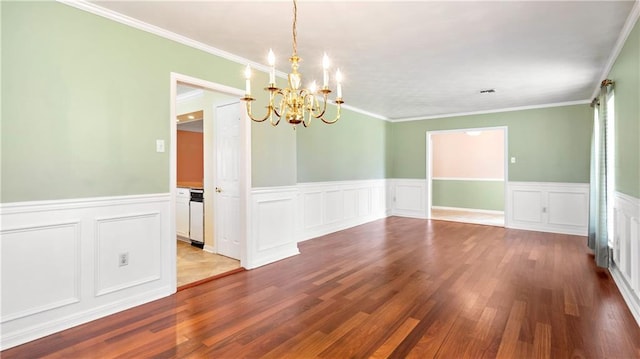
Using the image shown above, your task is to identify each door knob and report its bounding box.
[215,187,222,193]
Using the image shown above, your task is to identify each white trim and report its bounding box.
[0,194,173,350]
[506,181,589,236]
[56,0,383,121]
[611,191,640,327]
[389,178,428,219]
[57,0,274,75]
[432,177,504,182]
[616,191,640,210]
[251,185,299,194]
[339,104,388,121]
[297,179,386,189]
[169,73,251,272]
[392,100,591,122]
[0,286,172,351]
[296,179,388,242]
[0,193,170,214]
[176,89,204,103]
[610,265,640,328]
[432,206,504,215]
[591,0,640,100]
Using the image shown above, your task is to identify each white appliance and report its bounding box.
[189,189,204,248]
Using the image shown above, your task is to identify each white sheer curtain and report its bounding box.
[588,80,614,268]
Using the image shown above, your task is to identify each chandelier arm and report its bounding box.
[319,103,342,124]
[272,89,286,118]
[311,94,328,119]
[244,101,274,123]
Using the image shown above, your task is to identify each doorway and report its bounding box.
[170,74,249,289]
[426,127,507,227]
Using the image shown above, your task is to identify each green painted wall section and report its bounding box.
[609,20,640,198]
[432,180,504,211]
[296,109,390,182]
[1,2,296,202]
[390,104,593,183]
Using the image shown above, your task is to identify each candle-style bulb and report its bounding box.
[309,80,317,94]
[322,53,330,87]
[322,53,330,70]
[244,65,252,95]
[336,69,343,98]
[268,49,275,66]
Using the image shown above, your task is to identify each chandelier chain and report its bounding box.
[292,0,297,56]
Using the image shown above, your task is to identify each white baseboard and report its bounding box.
[612,191,640,328]
[432,206,504,215]
[0,286,173,350]
[203,245,215,253]
[0,193,174,350]
[610,264,640,327]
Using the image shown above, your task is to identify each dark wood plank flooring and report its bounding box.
[3,217,640,358]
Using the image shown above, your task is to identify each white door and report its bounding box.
[215,103,241,260]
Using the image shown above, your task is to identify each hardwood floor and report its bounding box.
[176,240,241,288]
[4,217,640,358]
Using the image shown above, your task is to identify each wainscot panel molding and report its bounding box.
[611,191,640,327]
[249,187,300,268]
[297,180,388,241]
[0,194,173,350]
[388,179,427,219]
[506,182,589,236]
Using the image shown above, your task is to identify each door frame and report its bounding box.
[169,72,250,288]
[425,126,508,225]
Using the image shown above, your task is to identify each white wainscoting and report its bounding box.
[297,180,388,241]
[249,187,300,268]
[0,194,173,350]
[611,191,640,326]
[506,182,589,235]
[388,179,427,219]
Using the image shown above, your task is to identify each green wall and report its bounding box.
[609,20,640,198]
[390,104,593,183]
[0,2,298,202]
[432,180,504,211]
[296,109,390,182]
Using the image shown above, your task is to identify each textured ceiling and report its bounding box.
[91,1,635,120]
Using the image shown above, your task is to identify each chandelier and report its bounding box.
[241,0,344,128]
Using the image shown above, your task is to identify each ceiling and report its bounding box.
[92,1,636,121]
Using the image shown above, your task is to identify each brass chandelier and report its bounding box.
[241,0,344,128]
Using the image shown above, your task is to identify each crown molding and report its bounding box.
[57,0,387,122]
[591,0,640,100]
[57,0,275,75]
[390,99,591,123]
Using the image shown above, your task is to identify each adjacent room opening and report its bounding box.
[172,79,246,289]
[426,127,507,227]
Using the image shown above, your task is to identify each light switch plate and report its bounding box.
[156,139,165,153]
